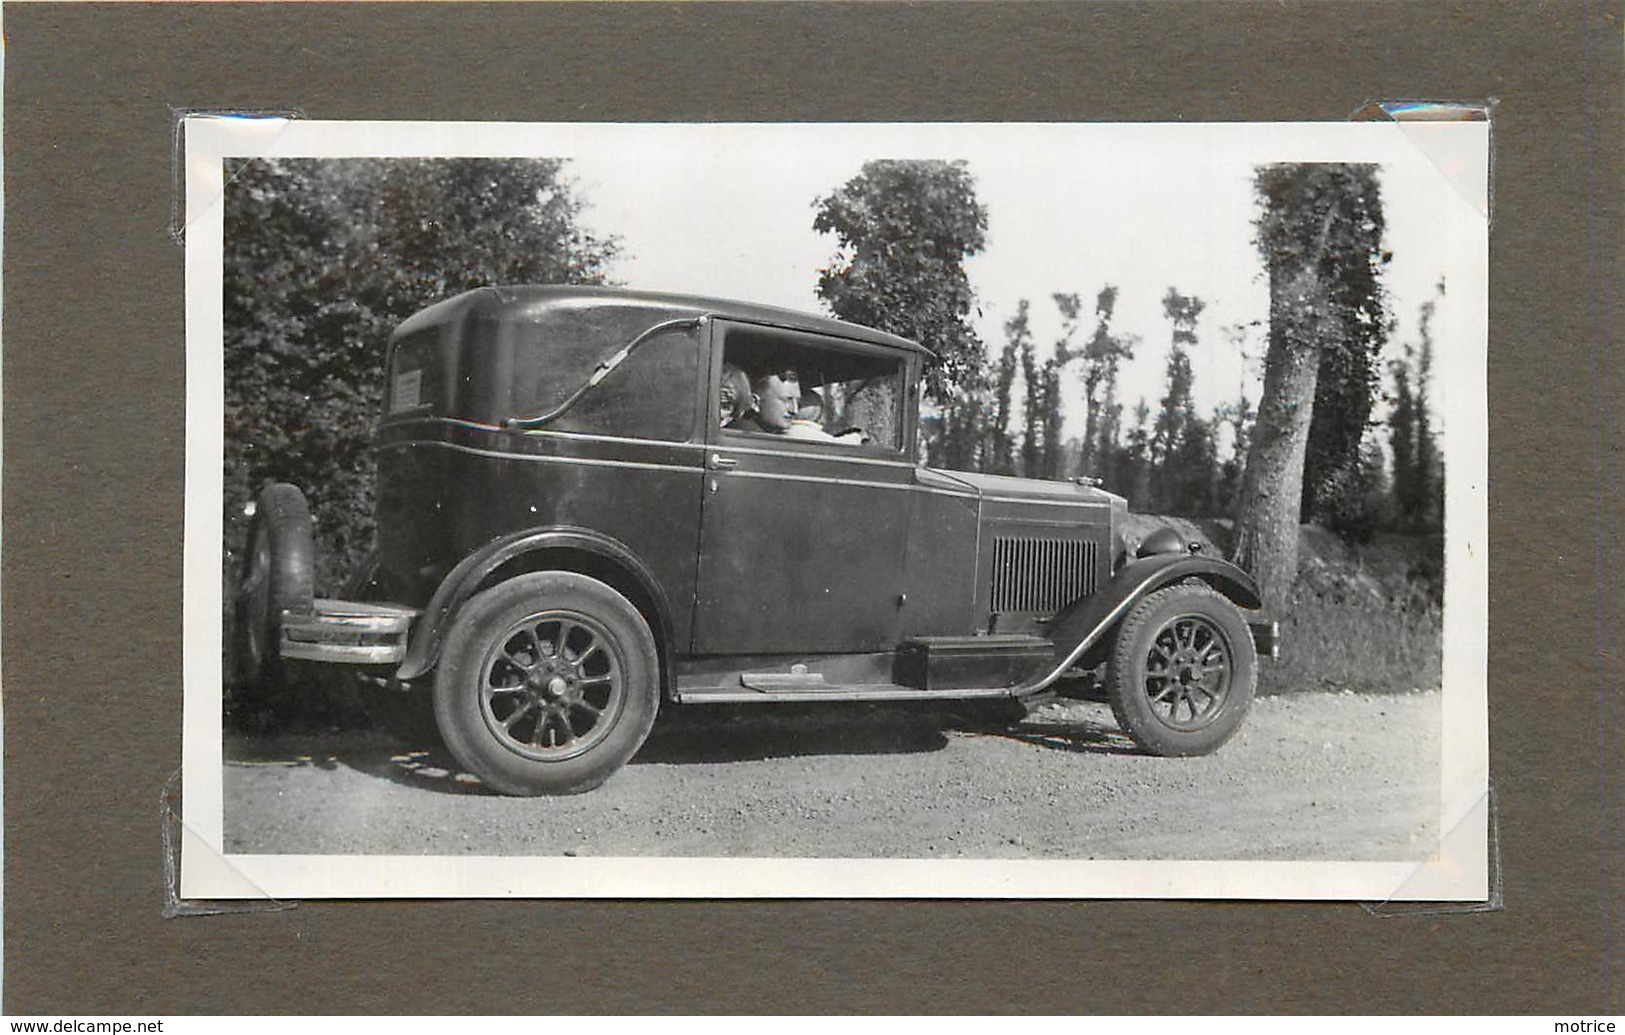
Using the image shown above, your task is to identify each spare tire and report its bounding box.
[233,483,316,690]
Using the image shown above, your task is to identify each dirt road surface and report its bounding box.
[222,689,1439,861]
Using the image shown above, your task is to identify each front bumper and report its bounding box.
[280,598,419,665]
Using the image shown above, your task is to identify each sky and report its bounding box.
[556,122,1487,449]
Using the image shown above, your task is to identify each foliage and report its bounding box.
[1212,399,1253,520]
[1035,355,1065,480]
[1390,279,1446,532]
[1121,399,1154,510]
[1149,287,1216,515]
[1071,286,1136,481]
[1317,432,1395,542]
[1252,164,1387,364]
[930,367,994,472]
[813,160,990,406]
[989,306,1023,475]
[1211,323,1258,516]
[1015,302,1045,477]
[223,158,619,593]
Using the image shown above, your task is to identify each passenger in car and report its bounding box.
[784,391,839,441]
[726,369,799,435]
[718,363,752,427]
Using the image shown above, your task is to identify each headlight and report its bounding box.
[1137,526,1187,558]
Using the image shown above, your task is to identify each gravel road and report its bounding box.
[222,688,1439,861]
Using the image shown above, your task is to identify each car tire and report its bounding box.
[233,483,316,692]
[1106,583,1256,757]
[433,571,659,795]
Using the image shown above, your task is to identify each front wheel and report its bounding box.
[1106,584,1256,757]
[433,572,659,795]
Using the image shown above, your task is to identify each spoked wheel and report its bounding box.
[1107,584,1256,757]
[433,572,658,795]
[481,611,627,760]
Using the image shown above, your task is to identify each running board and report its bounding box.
[674,684,1019,704]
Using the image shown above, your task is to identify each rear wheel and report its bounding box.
[1106,584,1256,757]
[433,572,659,795]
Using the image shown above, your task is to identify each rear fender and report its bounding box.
[394,526,674,688]
[1018,553,1263,694]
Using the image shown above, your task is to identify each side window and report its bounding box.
[555,324,698,441]
[717,326,906,452]
[508,315,700,442]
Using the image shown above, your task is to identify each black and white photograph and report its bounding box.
[182,118,1488,900]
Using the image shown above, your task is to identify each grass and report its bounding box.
[1258,585,1442,697]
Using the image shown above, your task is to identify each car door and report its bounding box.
[689,322,913,655]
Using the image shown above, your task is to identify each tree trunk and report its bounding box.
[1231,328,1321,614]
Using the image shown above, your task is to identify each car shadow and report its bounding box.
[226,729,498,796]
[226,707,967,796]
[223,697,1141,796]
[990,720,1143,756]
[631,702,983,765]
[983,697,1144,756]
[633,698,1144,763]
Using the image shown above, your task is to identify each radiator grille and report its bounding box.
[990,536,1097,613]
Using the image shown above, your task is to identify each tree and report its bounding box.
[1389,338,1419,525]
[1122,399,1154,511]
[1151,287,1207,513]
[1093,331,1138,487]
[990,306,1024,475]
[932,369,993,473]
[1016,302,1044,476]
[1073,286,1136,480]
[813,160,990,406]
[224,158,618,590]
[1390,278,1446,532]
[1413,279,1445,532]
[1231,163,1388,611]
[1036,356,1065,480]
[1298,173,1391,528]
[1215,323,1258,517]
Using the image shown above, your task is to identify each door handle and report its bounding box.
[707,453,739,470]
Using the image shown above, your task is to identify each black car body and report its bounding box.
[237,286,1277,794]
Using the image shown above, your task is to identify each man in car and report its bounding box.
[726,369,799,435]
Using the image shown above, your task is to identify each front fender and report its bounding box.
[1016,553,1263,695]
[394,525,673,682]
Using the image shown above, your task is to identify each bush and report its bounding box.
[1258,583,1441,696]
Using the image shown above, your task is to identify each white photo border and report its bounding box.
[182,118,1489,901]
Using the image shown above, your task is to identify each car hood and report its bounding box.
[916,467,1121,504]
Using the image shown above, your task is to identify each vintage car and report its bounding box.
[236,286,1278,795]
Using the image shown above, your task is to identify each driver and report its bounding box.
[726,369,799,435]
